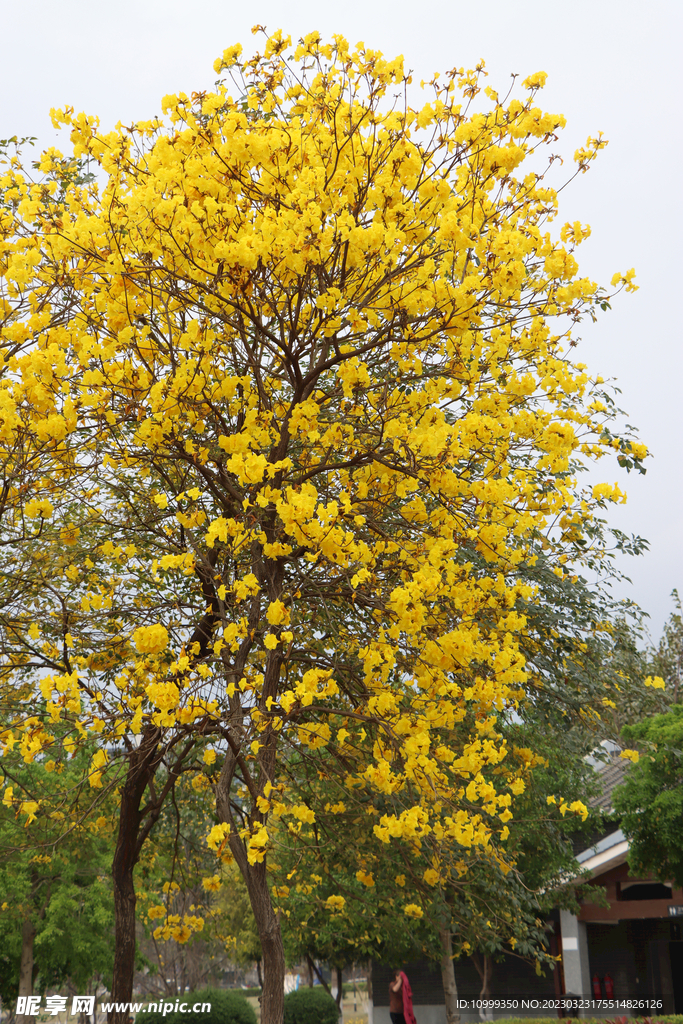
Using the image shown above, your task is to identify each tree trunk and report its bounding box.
[242,860,284,1024]
[335,967,343,1008]
[256,958,263,990]
[109,727,161,1024]
[439,929,460,1024]
[472,954,493,1021]
[111,836,137,1022]
[305,953,332,997]
[216,652,286,1023]
[217,668,285,1023]
[16,916,36,1024]
[367,971,374,1024]
[223,814,284,1024]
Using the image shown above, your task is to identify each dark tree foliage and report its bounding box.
[613,704,683,888]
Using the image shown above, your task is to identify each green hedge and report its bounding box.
[137,989,256,1024]
[283,987,339,1024]
[342,981,368,994]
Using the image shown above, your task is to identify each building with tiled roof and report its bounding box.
[560,753,683,1013]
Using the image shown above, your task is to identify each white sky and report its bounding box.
[2,0,680,639]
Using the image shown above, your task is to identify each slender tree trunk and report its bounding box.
[241,860,284,1024]
[367,970,374,1024]
[217,655,285,1023]
[335,967,343,1008]
[111,836,137,1021]
[220,798,284,1024]
[18,916,35,997]
[472,954,493,1021]
[305,953,332,997]
[439,929,460,1024]
[91,984,100,1024]
[109,727,161,1024]
[256,958,263,989]
[16,916,36,1024]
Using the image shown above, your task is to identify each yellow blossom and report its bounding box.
[133,624,169,654]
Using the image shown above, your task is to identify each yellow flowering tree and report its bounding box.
[0,29,645,1024]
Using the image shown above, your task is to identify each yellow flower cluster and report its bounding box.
[207,823,231,851]
[133,624,169,655]
[324,895,346,912]
[202,875,222,892]
[153,913,205,944]
[620,749,640,764]
[246,823,269,865]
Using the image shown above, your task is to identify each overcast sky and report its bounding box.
[2,0,680,639]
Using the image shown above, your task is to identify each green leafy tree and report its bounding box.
[0,746,114,1006]
[613,703,683,887]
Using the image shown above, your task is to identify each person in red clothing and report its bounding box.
[389,970,405,1024]
[389,969,417,1024]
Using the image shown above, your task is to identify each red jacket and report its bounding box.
[401,972,417,1024]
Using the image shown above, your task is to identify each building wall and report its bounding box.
[574,858,683,1012]
[578,861,683,923]
[586,919,683,1013]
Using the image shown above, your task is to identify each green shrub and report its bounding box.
[137,989,256,1024]
[283,987,339,1024]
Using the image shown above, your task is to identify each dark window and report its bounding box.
[618,882,672,901]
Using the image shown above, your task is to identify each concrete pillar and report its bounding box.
[560,909,591,1010]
